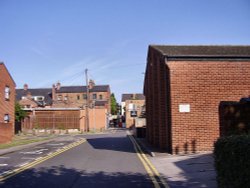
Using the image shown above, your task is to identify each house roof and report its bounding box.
[16,88,52,105]
[56,85,110,93]
[121,94,145,102]
[150,45,250,59]
[0,62,16,86]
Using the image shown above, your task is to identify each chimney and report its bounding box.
[89,79,95,89]
[26,91,32,99]
[132,93,136,100]
[56,82,61,90]
[24,84,28,91]
[52,84,56,101]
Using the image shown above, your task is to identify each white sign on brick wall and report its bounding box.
[179,104,190,113]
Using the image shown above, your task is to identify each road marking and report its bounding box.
[0,164,8,167]
[20,148,49,155]
[128,135,169,188]
[16,162,29,167]
[0,170,12,176]
[46,143,64,146]
[0,139,86,182]
[21,157,36,160]
[0,157,10,159]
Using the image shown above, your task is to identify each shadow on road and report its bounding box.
[0,165,154,188]
[87,135,136,154]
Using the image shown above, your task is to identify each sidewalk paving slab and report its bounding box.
[135,138,217,188]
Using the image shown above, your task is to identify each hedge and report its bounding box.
[214,135,250,188]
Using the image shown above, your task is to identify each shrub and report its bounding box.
[214,135,250,188]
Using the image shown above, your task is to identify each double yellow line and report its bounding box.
[128,135,169,188]
[0,139,86,182]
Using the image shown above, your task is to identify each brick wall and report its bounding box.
[144,49,171,152]
[125,99,145,128]
[0,123,14,143]
[80,108,107,131]
[0,64,15,143]
[144,48,250,154]
[169,61,250,154]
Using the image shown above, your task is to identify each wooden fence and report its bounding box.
[22,115,80,130]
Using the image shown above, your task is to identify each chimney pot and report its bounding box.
[56,82,61,90]
[24,84,28,90]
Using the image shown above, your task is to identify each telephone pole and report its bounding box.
[85,69,90,132]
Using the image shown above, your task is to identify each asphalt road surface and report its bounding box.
[0,129,155,188]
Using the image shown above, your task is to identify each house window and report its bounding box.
[57,95,62,101]
[5,86,10,100]
[4,114,10,123]
[99,94,103,100]
[83,94,87,99]
[77,95,80,100]
[93,94,97,100]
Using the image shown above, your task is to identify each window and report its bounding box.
[83,94,87,99]
[77,95,80,100]
[128,103,136,111]
[99,94,103,100]
[64,96,68,101]
[4,114,10,123]
[57,95,62,101]
[5,86,10,100]
[93,94,97,100]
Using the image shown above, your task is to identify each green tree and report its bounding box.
[110,93,117,115]
[15,103,27,122]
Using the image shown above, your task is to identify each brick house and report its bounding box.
[16,84,52,109]
[16,81,111,113]
[144,45,250,154]
[0,63,16,143]
[121,94,145,128]
[52,81,111,113]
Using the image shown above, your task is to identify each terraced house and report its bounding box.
[0,63,16,143]
[52,80,111,112]
[144,45,250,154]
[16,80,111,132]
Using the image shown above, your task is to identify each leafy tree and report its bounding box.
[15,103,27,122]
[110,93,117,115]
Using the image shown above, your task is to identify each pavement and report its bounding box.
[136,138,217,188]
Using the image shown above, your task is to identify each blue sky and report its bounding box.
[0,0,249,101]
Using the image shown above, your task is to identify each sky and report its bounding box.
[0,0,250,102]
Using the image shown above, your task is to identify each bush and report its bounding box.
[214,135,250,188]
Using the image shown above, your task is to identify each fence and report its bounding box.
[22,115,80,130]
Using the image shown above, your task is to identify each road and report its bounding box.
[0,129,161,188]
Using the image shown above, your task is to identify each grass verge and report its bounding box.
[0,135,56,149]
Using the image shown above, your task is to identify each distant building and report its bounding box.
[16,84,52,109]
[144,45,250,154]
[121,93,145,128]
[16,81,111,113]
[0,63,16,143]
[52,81,111,113]
[16,81,111,132]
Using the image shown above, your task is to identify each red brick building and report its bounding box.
[144,45,250,154]
[0,63,16,143]
[121,94,145,128]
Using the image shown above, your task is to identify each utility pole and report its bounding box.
[85,69,90,132]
